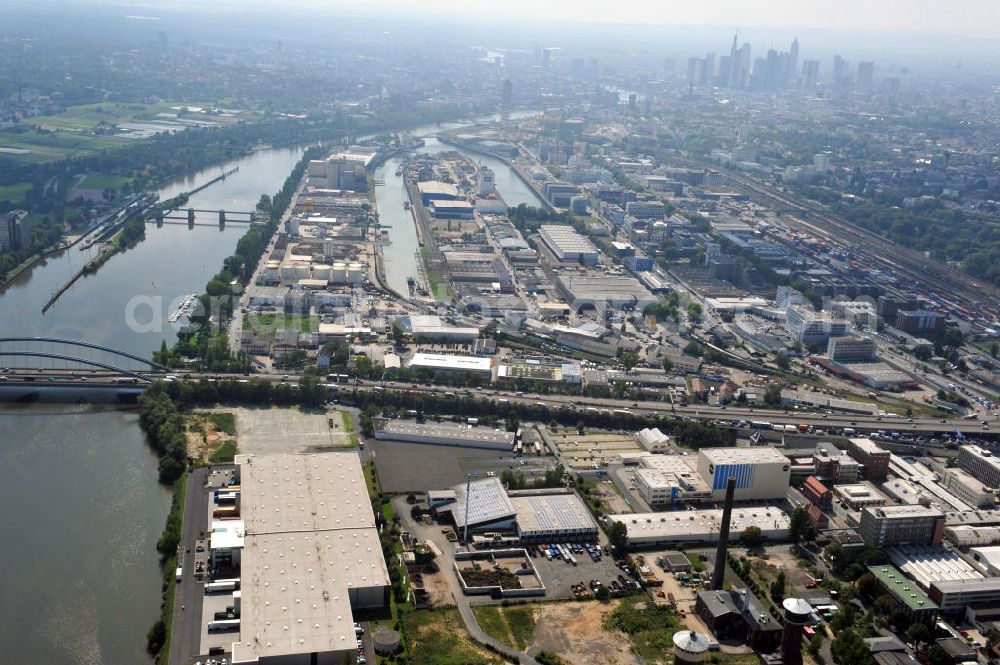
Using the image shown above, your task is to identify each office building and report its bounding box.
[230,453,389,664]
[538,225,599,265]
[847,438,891,481]
[2,210,26,253]
[834,483,888,510]
[635,454,712,505]
[859,505,946,547]
[785,306,849,345]
[827,336,878,363]
[895,310,945,336]
[942,467,996,509]
[958,445,1000,489]
[813,444,861,483]
[696,447,791,501]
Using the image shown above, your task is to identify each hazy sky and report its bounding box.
[296,0,1000,38]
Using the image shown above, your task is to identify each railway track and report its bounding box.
[667,153,999,317]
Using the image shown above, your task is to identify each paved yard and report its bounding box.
[230,406,354,455]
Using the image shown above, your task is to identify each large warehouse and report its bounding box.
[696,447,791,501]
[610,507,790,548]
[510,491,599,542]
[230,453,389,665]
[538,224,599,265]
[408,352,494,378]
[431,477,518,533]
[556,275,657,317]
[373,419,515,450]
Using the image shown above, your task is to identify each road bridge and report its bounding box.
[0,337,169,381]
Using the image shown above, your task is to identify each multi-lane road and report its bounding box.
[4,367,997,436]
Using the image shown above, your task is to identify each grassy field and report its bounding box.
[341,411,353,432]
[402,608,503,665]
[473,605,537,650]
[208,440,237,464]
[603,596,683,663]
[205,412,237,436]
[76,174,133,191]
[0,182,31,204]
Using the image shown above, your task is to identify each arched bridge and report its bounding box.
[0,337,170,383]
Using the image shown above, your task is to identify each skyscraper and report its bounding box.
[857,61,875,94]
[801,60,820,91]
[787,38,800,87]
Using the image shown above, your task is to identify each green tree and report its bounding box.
[764,384,783,408]
[926,645,952,665]
[788,507,814,544]
[907,623,932,652]
[619,350,640,372]
[595,585,611,602]
[770,571,786,603]
[662,356,674,374]
[608,521,629,552]
[831,629,873,665]
[775,353,791,370]
[740,526,764,549]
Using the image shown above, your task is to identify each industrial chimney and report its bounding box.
[711,477,737,590]
[781,598,812,665]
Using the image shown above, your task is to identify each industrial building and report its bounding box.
[509,492,599,542]
[538,225,599,265]
[416,180,459,205]
[307,149,376,191]
[847,438,891,481]
[827,336,878,363]
[555,274,657,317]
[429,199,474,219]
[812,444,861,483]
[887,545,983,588]
[230,453,389,664]
[431,477,518,535]
[801,476,832,506]
[941,467,996,509]
[895,310,945,336]
[695,589,783,651]
[784,306,849,345]
[636,427,671,454]
[696,447,792,501]
[929,577,1000,615]
[407,352,493,378]
[958,445,1000,489]
[609,507,790,547]
[373,419,515,451]
[867,565,939,624]
[859,505,946,547]
[397,315,479,343]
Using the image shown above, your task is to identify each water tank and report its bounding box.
[781,598,812,665]
[312,264,332,281]
[373,627,401,655]
[323,239,335,257]
[347,262,364,284]
[294,264,311,279]
[673,630,710,665]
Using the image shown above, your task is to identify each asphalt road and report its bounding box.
[169,467,209,665]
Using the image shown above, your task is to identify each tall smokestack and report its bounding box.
[781,598,812,665]
[711,477,737,591]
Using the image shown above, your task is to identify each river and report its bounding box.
[375,134,544,296]
[0,114,540,662]
[0,405,171,665]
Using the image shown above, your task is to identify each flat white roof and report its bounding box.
[376,419,515,446]
[511,493,598,535]
[888,545,983,587]
[409,352,492,372]
[611,507,790,541]
[210,519,246,550]
[231,453,388,664]
[698,446,788,465]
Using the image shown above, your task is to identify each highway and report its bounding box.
[5,366,998,437]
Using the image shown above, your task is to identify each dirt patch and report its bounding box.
[528,601,635,665]
[592,481,632,514]
[186,412,237,463]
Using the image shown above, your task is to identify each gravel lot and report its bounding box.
[230,406,353,455]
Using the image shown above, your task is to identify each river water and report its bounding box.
[0,405,171,665]
[0,115,540,663]
[375,135,544,295]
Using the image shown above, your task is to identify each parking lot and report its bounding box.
[373,439,554,492]
[230,406,354,455]
[468,542,642,603]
